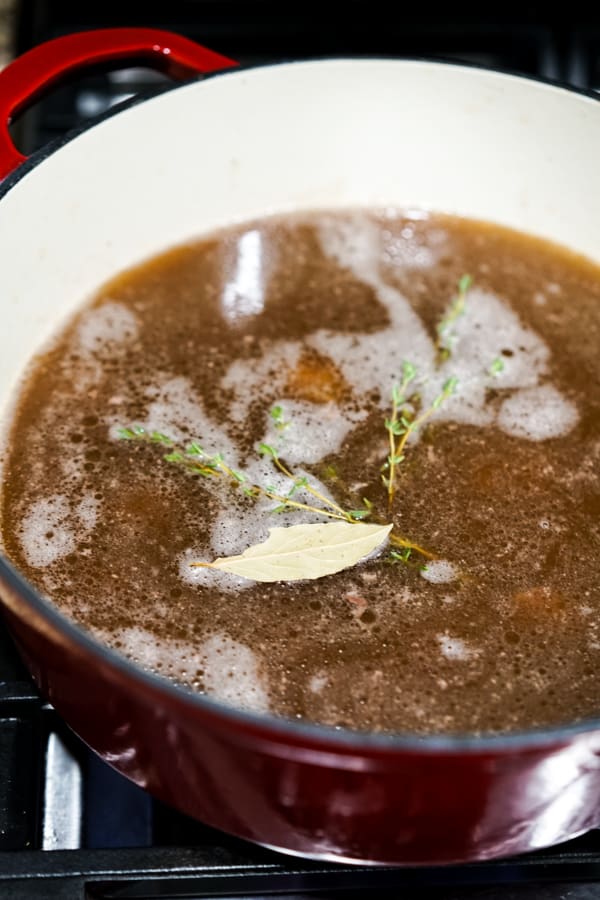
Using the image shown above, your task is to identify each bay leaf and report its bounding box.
[192,521,392,583]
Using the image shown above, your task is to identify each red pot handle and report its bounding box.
[0,28,238,180]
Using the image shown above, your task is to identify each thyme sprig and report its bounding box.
[118,427,349,522]
[488,356,505,377]
[381,361,416,507]
[117,424,432,560]
[436,273,472,361]
[381,372,458,510]
[258,441,354,521]
[381,275,472,510]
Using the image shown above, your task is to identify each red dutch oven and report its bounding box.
[0,28,599,865]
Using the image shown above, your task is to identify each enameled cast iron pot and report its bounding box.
[0,28,599,866]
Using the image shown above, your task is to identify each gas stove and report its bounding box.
[3,2,600,897]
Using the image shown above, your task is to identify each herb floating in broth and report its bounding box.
[191,522,393,582]
[381,363,458,509]
[436,273,473,360]
[118,279,475,579]
[117,422,434,577]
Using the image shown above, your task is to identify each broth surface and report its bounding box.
[2,210,600,735]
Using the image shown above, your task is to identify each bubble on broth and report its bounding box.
[437,633,477,661]
[107,376,238,460]
[199,632,270,712]
[178,546,253,593]
[497,385,579,441]
[75,495,99,530]
[261,399,366,466]
[381,220,448,269]
[316,216,569,441]
[420,560,458,584]
[18,491,99,568]
[221,340,302,422]
[314,214,435,401]
[100,626,269,712]
[76,301,139,354]
[309,672,328,694]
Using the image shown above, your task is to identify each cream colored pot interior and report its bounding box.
[0,59,598,422]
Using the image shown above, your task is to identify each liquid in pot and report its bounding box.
[1,210,599,735]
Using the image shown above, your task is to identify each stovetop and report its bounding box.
[3,2,600,897]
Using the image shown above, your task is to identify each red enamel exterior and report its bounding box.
[2,29,600,865]
[4,574,600,865]
[0,28,237,179]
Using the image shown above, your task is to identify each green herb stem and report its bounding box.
[436,273,472,360]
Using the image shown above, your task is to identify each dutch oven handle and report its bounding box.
[0,28,238,180]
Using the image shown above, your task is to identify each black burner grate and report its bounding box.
[3,2,600,897]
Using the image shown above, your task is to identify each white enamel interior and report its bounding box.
[0,59,599,423]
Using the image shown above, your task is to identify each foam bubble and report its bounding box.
[382,222,447,269]
[75,495,99,530]
[200,632,270,712]
[178,546,253,593]
[18,490,100,569]
[107,376,238,460]
[77,302,139,354]
[314,215,434,401]
[437,633,476,661]
[18,495,76,567]
[420,289,550,430]
[497,385,579,441]
[261,399,366,465]
[221,341,301,422]
[316,217,573,448]
[309,673,328,694]
[103,626,269,712]
[421,560,458,584]
[107,625,187,672]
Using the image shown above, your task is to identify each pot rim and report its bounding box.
[1,55,599,756]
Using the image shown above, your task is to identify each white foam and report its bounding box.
[200,632,270,712]
[497,385,579,441]
[76,301,139,354]
[420,560,458,584]
[314,214,434,402]
[419,289,550,430]
[19,494,76,567]
[317,218,577,446]
[107,376,238,461]
[18,490,100,569]
[309,673,328,694]
[261,399,366,465]
[104,626,269,712]
[178,546,253,593]
[381,221,447,269]
[75,494,99,530]
[437,632,476,661]
[221,341,301,423]
[107,625,187,672]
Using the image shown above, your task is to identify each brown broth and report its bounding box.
[1,210,600,735]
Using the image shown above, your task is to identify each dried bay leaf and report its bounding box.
[191,521,392,583]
